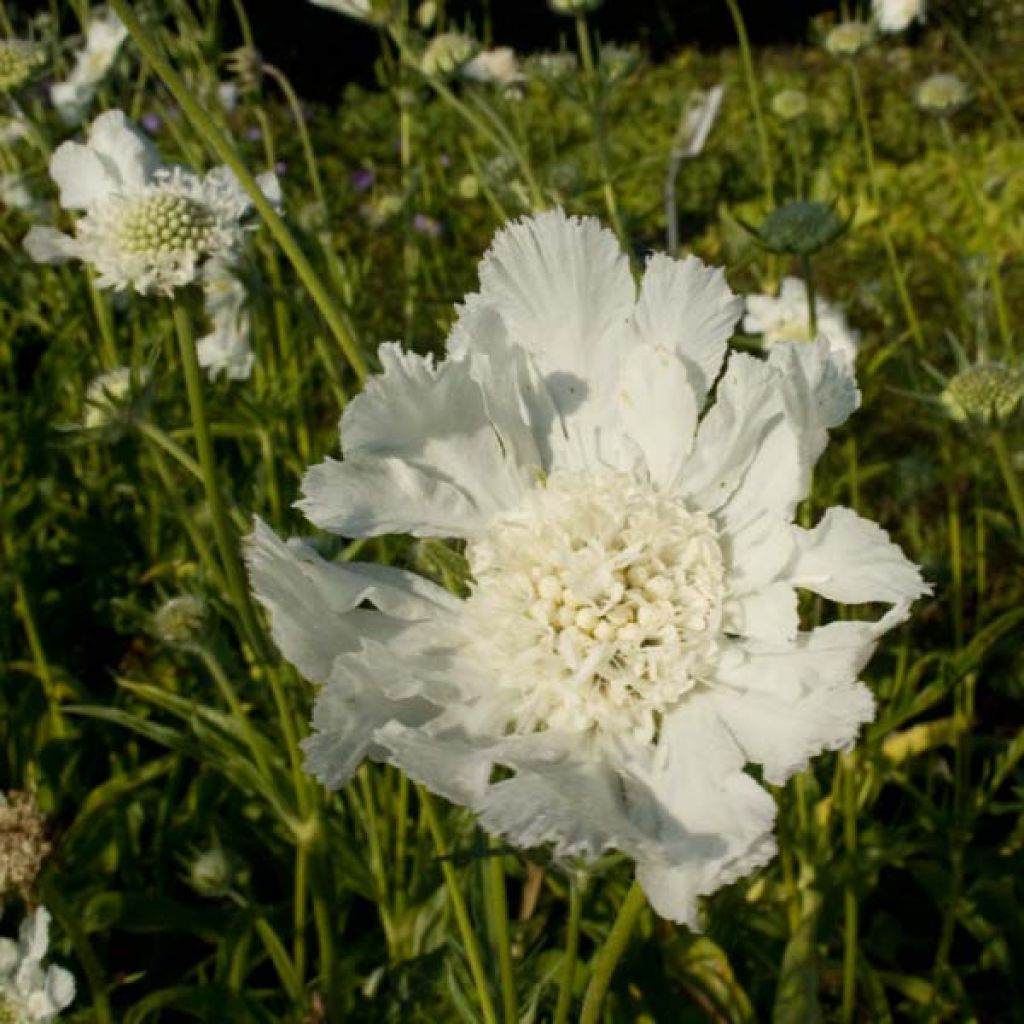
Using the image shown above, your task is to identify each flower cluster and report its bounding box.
[0,908,74,1023]
[0,40,45,93]
[249,211,928,925]
[0,793,49,901]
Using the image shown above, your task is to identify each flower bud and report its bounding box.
[741,200,850,256]
[942,364,1024,426]
[915,73,971,115]
[188,847,233,898]
[153,595,209,649]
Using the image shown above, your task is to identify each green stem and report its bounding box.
[86,276,119,370]
[484,840,518,1024]
[579,880,646,1024]
[419,788,499,1024]
[108,0,367,381]
[170,302,265,655]
[940,16,1021,139]
[840,753,859,1024]
[800,254,818,337]
[723,0,774,207]
[991,430,1024,540]
[44,885,113,1024]
[575,14,628,248]
[552,871,585,1024]
[848,62,925,350]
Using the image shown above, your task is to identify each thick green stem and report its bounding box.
[484,840,518,1024]
[723,0,774,207]
[170,302,265,655]
[552,870,585,1024]
[419,788,499,1024]
[108,0,367,381]
[579,880,646,1024]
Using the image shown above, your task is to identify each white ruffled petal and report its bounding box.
[48,140,119,209]
[709,610,908,784]
[634,252,743,402]
[633,698,777,927]
[245,518,457,682]
[340,342,531,519]
[677,353,784,513]
[789,507,931,604]
[299,455,488,539]
[45,965,76,1012]
[724,582,799,641]
[86,109,158,192]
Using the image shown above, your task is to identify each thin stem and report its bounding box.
[552,870,585,1024]
[86,276,119,370]
[484,840,518,1024]
[579,880,646,1024]
[575,14,628,247]
[170,302,265,655]
[723,0,774,206]
[847,62,924,349]
[940,16,1021,139]
[991,430,1024,540]
[801,254,818,337]
[108,0,367,381]
[419,788,499,1024]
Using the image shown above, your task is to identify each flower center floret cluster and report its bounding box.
[465,471,724,744]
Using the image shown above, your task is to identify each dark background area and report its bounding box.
[256,0,837,101]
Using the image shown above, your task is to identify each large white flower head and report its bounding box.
[50,8,128,124]
[23,110,260,295]
[744,276,860,364]
[872,0,926,33]
[248,211,929,926]
[0,907,75,1022]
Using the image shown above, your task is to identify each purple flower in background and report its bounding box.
[412,213,443,238]
[275,161,288,176]
[141,112,161,134]
[352,168,375,192]
[245,125,262,142]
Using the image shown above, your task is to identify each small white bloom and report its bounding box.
[0,907,75,1022]
[216,81,238,112]
[914,72,970,114]
[24,110,261,295]
[872,0,926,33]
[82,365,147,428]
[744,277,860,364]
[0,175,40,215]
[249,211,928,926]
[420,33,478,77]
[50,8,128,124]
[771,88,808,121]
[825,20,874,57]
[462,48,525,93]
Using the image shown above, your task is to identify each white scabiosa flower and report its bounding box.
[744,277,860,364]
[824,21,874,57]
[0,907,75,1022]
[914,72,970,114]
[50,8,128,124]
[248,211,929,926]
[23,110,260,296]
[872,0,926,33]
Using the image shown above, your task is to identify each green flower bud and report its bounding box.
[153,595,209,649]
[0,39,45,92]
[942,363,1024,426]
[771,88,809,121]
[741,201,850,256]
[189,847,232,898]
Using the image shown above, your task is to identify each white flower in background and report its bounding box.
[216,81,238,112]
[872,0,926,33]
[197,259,254,382]
[744,277,860,364]
[463,48,525,93]
[528,51,578,80]
[915,72,970,114]
[248,211,928,926]
[825,21,874,57]
[771,88,808,121]
[50,8,128,124]
[0,906,75,1022]
[23,110,269,296]
[307,0,392,24]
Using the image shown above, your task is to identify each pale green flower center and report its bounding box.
[116,193,214,257]
[942,363,1024,425]
[0,40,44,91]
[465,471,726,744]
